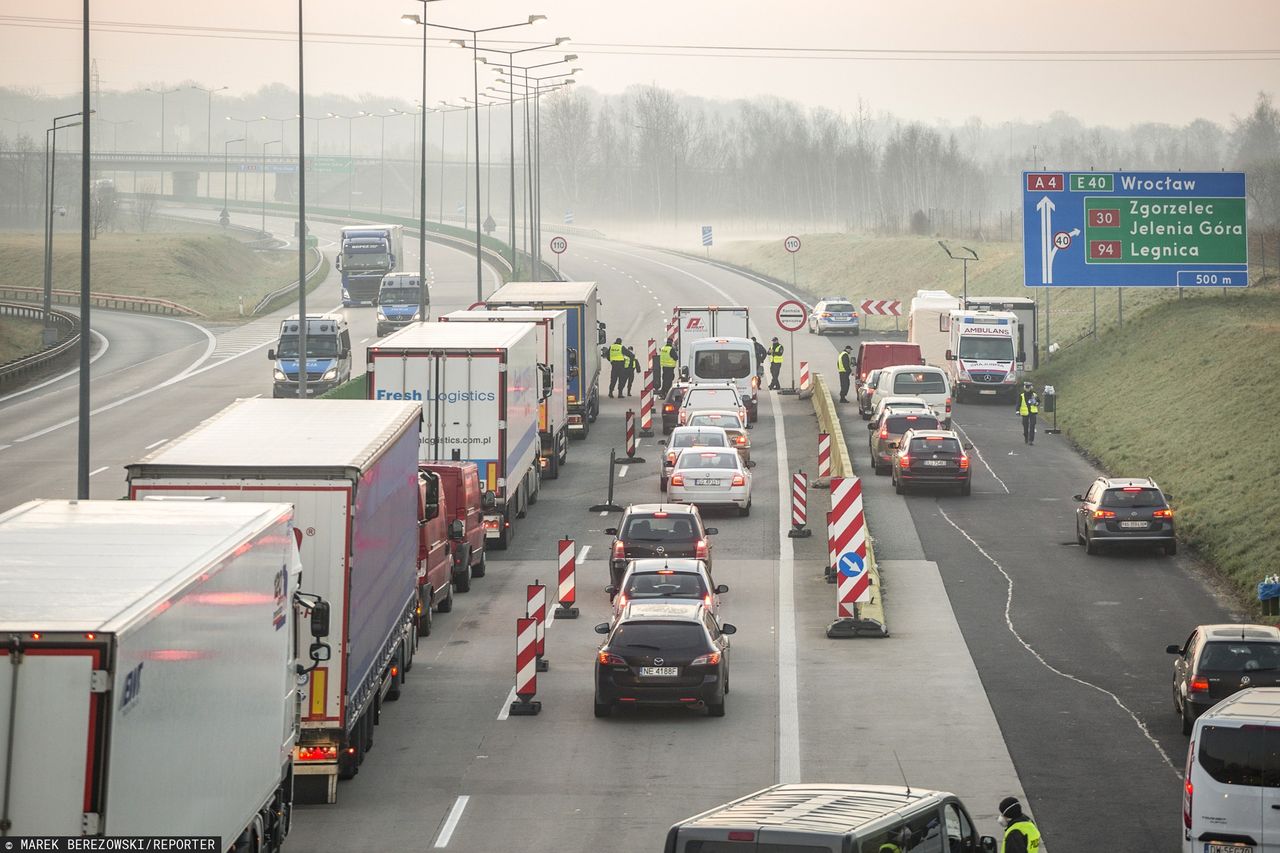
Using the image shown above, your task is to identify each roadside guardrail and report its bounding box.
[0,285,202,317]
[253,247,328,315]
[0,301,81,390]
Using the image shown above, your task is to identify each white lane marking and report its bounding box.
[496,686,518,721]
[359,337,369,344]
[0,445,10,452]
[144,438,169,450]
[247,393,263,399]
[952,423,1010,494]
[433,794,470,847]
[936,505,1178,776]
[0,328,110,404]
[617,465,629,478]
[578,545,591,561]
[89,466,109,477]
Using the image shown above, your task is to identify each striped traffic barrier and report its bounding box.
[798,361,812,399]
[527,581,550,672]
[825,510,837,583]
[556,537,579,618]
[640,338,656,437]
[826,475,885,639]
[817,432,832,480]
[622,409,646,462]
[788,471,811,538]
[509,617,542,716]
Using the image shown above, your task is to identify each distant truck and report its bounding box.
[441,307,570,479]
[942,309,1023,401]
[486,281,604,440]
[369,322,541,550]
[375,272,426,337]
[963,295,1038,369]
[337,224,404,306]
[672,306,751,370]
[0,499,330,846]
[907,289,962,369]
[127,399,423,804]
[268,313,353,398]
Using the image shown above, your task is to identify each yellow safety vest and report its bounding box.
[622,353,634,368]
[659,345,677,368]
[769,343,784,364]
[608,343,624,362]
[837,351,852,374]
[1017,393,1039,416]
[1002,819,1042,853]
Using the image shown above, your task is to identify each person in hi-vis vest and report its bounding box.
[659,338,679,396]
[621,344,639,396]
[606,337,626,398]
[767,337,784,390]
[1015,382,1040,446]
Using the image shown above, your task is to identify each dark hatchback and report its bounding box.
[594,601,736,718]
[606,504,716,589]
[1073,477,1176,555]
[890,429,972,496]
[1168,624,1280,734]
[661,382,693,434]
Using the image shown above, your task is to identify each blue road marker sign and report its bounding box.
[701,225,713,247]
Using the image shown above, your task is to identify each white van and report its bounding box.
[686,336,759,423]
[872,364,952,428]
[1184,687,1280,853]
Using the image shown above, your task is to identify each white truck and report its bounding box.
[672,306,751,370]
[0,499,330,848]
[907,290,962,369]
[126,399,423,805]
[368,321,541,550]
[440,307,570,480]
[942,309,1023,401]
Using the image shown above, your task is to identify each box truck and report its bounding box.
[368,322,540,550]
[441,307,570,480]
[942,309,1023,401]
[963,295,1038,369]
[126,399,423,804]
[486,281,603,439]
[0,499,330,847]
[907,290,962,369]
[671,306,751,369]
[336,224,404,306]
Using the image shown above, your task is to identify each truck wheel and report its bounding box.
[546,451,560,480]
[418,590,433,637]
[473,548,487,577]
[437,580,454,613]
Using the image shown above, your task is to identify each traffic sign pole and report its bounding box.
[774,298,807,397]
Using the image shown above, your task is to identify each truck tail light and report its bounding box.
[1092,509,1116,519]
[670,473,685,487]
[296,745,338,762]
[1190,676,1210,693]
[731,474,745,486]
[695,539,709,560]
[690,651,721,666]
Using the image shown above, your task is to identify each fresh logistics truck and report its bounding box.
[671,306,751,370]
[441,307,570,480]
[368,321,540,550]
[126,399,423,805]
[486,281,603,440]
[0,499,330,847]
[942,308,1023,401]
[336,224,404,306]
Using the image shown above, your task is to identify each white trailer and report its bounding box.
[0,499,322,848]
[672,306,751,371]
[907,290,962,369]
[368,322,541,550]
[942,309,1022,401]
[126,399,423,805]
[440,307,570,480]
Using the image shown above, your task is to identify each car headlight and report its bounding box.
[273,368,287,381]
[957,369,970,381]
[376,309,387,320]
[412,311,422,321]
[322,368,338,381]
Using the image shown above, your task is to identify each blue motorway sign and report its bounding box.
[701,225,713,247]
[1022,171,1248,288]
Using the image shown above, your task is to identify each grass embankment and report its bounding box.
[0,315,44,364]
[0,232,302,321]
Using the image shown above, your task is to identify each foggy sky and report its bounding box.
[2,0,1278,127]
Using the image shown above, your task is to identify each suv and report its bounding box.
[606,558,727,617]
[661,382,693,435]
[605,504,716,589]
[807,298,860,335]
[659,426,731,490]
[679,384,747,427]
[593,600,736,718]
[890,429,972,496]
[1167,624,1280,734]
[868,409,940,474]
[1073,477,1176,556]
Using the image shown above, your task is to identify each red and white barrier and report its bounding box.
[798,360,812,399]
[826,510,837,582]
[527,581,549,671]
[829,477,870,617]
[640,338,656,437]
[817,432,831,479]
[510,616,541,715]
[787,471,811,538]
[556,538,579,618]
[860,299,902,316]
[625,409,638,458]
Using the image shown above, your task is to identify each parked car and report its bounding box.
[807,297,860,335]
[661,382,693,434]
[605,504,716,589]
[890,429,972,496]
[660,426,731,490]
[685,410,751,463]
[679,383,748,427]
[1167,624,1280,735]
[667,448,752,516]
[868,410,940,474]
[1073,477,1176,556]
[606,558,727,617]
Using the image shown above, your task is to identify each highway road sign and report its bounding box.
[837,550,865,577]
[549,236,568,255]
[701,226,713,247]
[860,299,902,316]
[775,299,807,332]
[784,235,802,253]
[1022,171,1248,287]
[307,157,352,174]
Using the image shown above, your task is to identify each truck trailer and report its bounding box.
[337,224,404,306]
[486,281,603,439]
[441,307,570,479]
[671,306,751,370]
[126,399,423,804]
[0,499,329,849]
[907,290,962,369]
[368,322,540,550]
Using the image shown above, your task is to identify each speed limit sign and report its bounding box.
[784,235,802,254]
[550,236,568,255]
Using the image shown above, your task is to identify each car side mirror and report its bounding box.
[658,439,667,446]
[593,622,610,635]
[964,442,975,451]
[1072,494,1085,502]
[604,585,617,595]
[1163,493,1174,500]
[888,441,899,450]
[448,519,464,540]
[715,584,729,594]
[309,641,332,663]
[604,527,618,536]
[867,422,876,431]
[705,527,718,535]
[371,296,379,306]
[309,600,331,638]
[720,623,737,635]
[267,349,276,361]
[1017,352,1027,363]
[745,460,757,469]
[339,349,350,360]
[945,350,955,361]
[481,490,497,510]
[979,837,998,853]
[1166,644,1182,655]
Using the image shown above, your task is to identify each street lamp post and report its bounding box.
[145,86,180,195]
[328,111,368,216]
[78,0,91,499]
[937,241,979,307]
[191,84,227,198]
[262,139,281,235]
[222,137,244,224]
[399,1,443,327]
[372,109,400,215]
[44,112,84,346]
[227,115,269,202]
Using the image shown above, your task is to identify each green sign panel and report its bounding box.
[307,157,352,174]
[1083,197,1246,265]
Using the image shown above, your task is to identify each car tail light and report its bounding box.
[728,832,755,842]
[899,454,910,468]
[1184,741,1195,829]
[664,403,675,413]
[1122,486,1144,492]
[1153,508,1173,518]
[695,539,709,560]
[483,518,499,530]
[679,411,688,424]
[598,650,626,666]
[945,397,952,414]
[653,511,669,518]
[1092,509,1116,519]
[879,426,889,439]
[751,375,759,390]
[734,434,747,446]
[1190,676,1210,693]
[704,594,713,608]
[690,651,721,666]
[296,745,338,762]
[959,454,970,470]
[670,473,685,486]
[731,473,745,486]
[612,541,626,560]
[657,569,675,575]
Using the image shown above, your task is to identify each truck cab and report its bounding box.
[375,272,425,337]
[420,461,490,581]
[268,313,352,397]
[337,225,403,306]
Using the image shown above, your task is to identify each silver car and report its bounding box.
[685,410,751,463]
[666,447,752,516]
[660,426,731,491]
[606,558,728,618]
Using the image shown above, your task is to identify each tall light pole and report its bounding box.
[78,0,91,499]
[191,84,226,197]
[296,0,309,400]
[437,101,466,226]
[145,86,180,195]
[372,109,400,215]
[328,111,368,215]
[98,117,131,151]
[938,241,979,307]
[222,137,244,223]
[262,115,293,154]
[262,138,281,235]
[44,112,83,347]
[227,115,268,202]
[400,1,443,326]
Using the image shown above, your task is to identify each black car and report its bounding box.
[857,369,881,419]
[593,600,736,718]
[890,429,972,496]
[1168,624,1280,734]
[661,382,692,434]
[605,504,715,589]
[869,410,940,474]
[1073,477,1176,555]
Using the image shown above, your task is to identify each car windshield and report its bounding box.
[693,349,752,379]
[910,437,961,454]
[1101,488,1164,508]
[1200,642,1280,672]
[275,334,339,359]
[379,286,420,304]
[825,303,855,313]
[893,371,947,394]
[673,432,727,448]
[610,622,708,656]
[886,415,939,434]
[623,573,708,599]
[676,451,739,470]
[622,515,700,541]
[958,335,1015,360]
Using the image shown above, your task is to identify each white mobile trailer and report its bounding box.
[126,399,423,805]
[440,308,570,480]
[0,499,310,847]
[368,321,541,550]
[672,306,751,370]
[907,290,962,370]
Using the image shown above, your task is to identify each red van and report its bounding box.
[855,342,924,418]
[421,460,490,582]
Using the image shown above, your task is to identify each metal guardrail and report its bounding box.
[253,247,328,315]
[0,302,81,389]
[0,285,202,317]
[811,372,887,630]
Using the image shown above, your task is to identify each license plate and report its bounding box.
[640,667,679,677]
[922,460,948,467]
[978,389,997,395]
[694,479,720,486]
[1206,843,1253,853]
[1119,521,1148,529]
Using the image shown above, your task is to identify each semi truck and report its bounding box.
[671,306,751,369]
[369,322,540,550]
[0,499,330,848]
[486,281,603,440]
[269,313,353,398]
[441,307,570,480]
[942,309,1023,401]
[375,272,426,337]
[337,224,404,306]
[126,399,423,805]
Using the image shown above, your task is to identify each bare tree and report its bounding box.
[133,180,159,232]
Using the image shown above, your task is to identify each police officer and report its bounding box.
[997,796,1042,853]
[1015,381,1040,445]
[659,337,679,396]
[751,336,767,382]
[837,344,854,403]
[621,343,639,396]
[606,336,626,398]
[767,337,784,390]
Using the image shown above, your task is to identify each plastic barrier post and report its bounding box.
[589,448,625,513]
[622,409,646,462]
[640,338,656,437]
[817,432,832,480]
[509,617,542,716]
[556,538,579,618]
[798,360,812,399]
[788,471,811,538]
[825,510,837,583]
[528,581,549,672]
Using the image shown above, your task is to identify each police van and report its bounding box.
[268,313,352,398]
[664,784,996,853]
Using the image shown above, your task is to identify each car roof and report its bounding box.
[676,784,948,834]
[1199,624,1280,641]
[1198,687,1280,725]
[880,395,928,405]
[624,503,700,516]
[619,601,707,623]
[686,410,743,420]
[686,384,739,393]
[903,429,960,440]
[627,558,707,573]
[675,447,740,459]
[1099,477,1159,489]
[671,425,731,435]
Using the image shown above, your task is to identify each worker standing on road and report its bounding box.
[659,338,679,396]
[767,337,784,390]
[622,344,639,396]
[837,345,854,403]
[606,337,626,398]
[996,796,1042,853]
[751,336,767,382]
[1015,382,1040,445]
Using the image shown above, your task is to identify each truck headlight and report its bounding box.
[957,369,970,381]
[322,368,338,381]
[376,309,387,321]
[273,368,287,381]
[412,311,422,321]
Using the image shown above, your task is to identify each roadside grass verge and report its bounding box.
[0,315,44,364]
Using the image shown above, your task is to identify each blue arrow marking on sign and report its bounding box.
[837,551,865,578]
